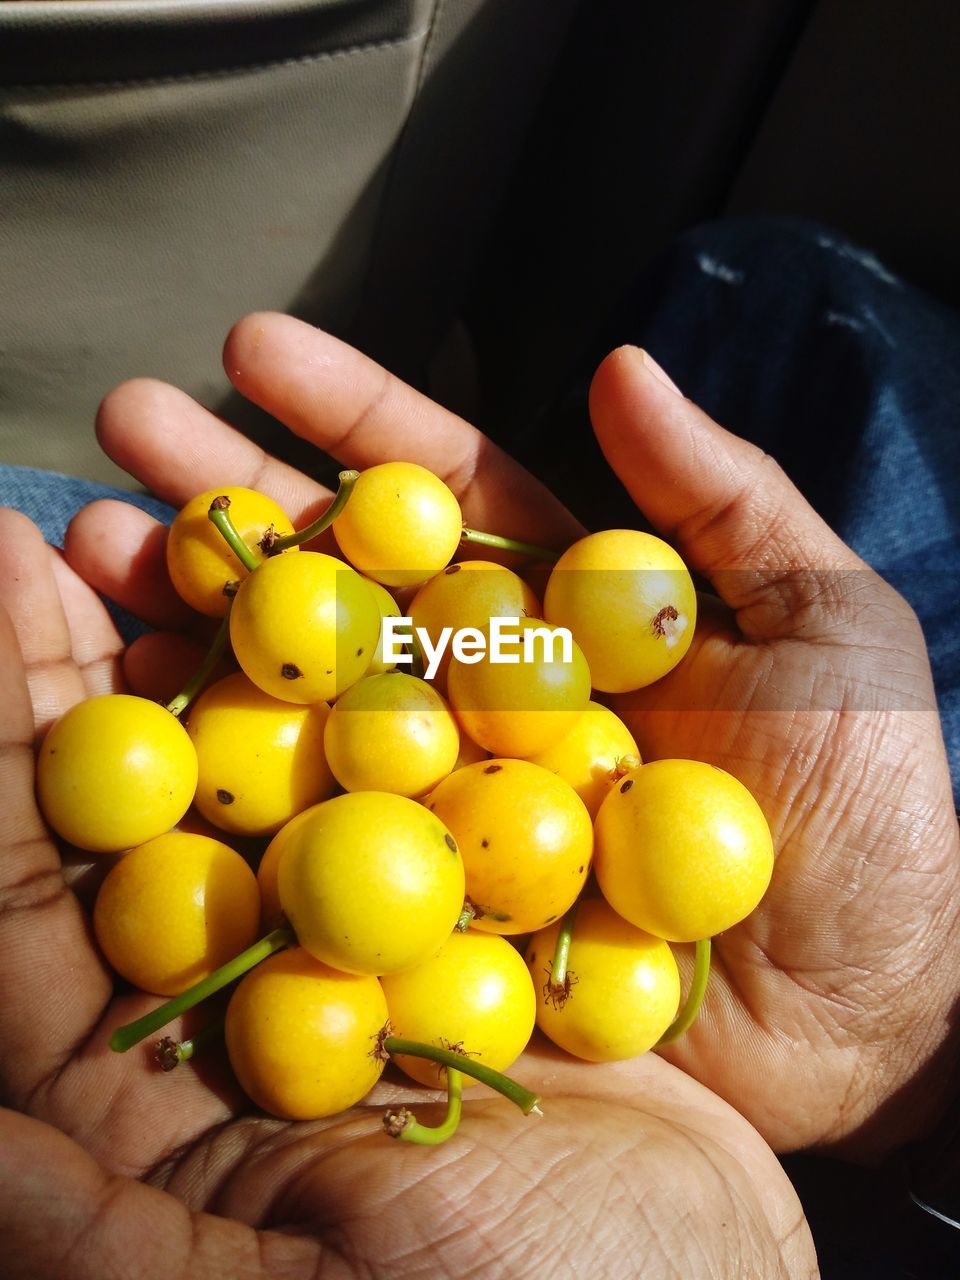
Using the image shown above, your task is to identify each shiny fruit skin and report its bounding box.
[362,579,402,675]
[426,759,592,935]
[525,899,680,1061]
[324,672,460,797]
[544,529,697,692]
[381,930,536,1087]
[229,551,380,704]
[93,832,260,995]
[37,694,198,853]
[594,759,775,942]
[526,701,640,819]
[225,948,388,1120]
[410,560,540,692]
[278,792,465,975]
[187,673,336,837]
[166,486,296,617]
[257,804,320,932]
[447,617,591,757]
[333,461,463,588]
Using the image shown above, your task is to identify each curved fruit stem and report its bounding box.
[165,608,232,718]
[656,937,711,1046]
[208,496,260,573]
[384,1067,464,1145]
[267,470,360,553]
[544,903,578,1009]
[383,1036,542,1116]
[460,526,560,563]
[109,927,294,1053]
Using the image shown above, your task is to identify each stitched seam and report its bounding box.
[413,0,447,96]
[1,27,428,95]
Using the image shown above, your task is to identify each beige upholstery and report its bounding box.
[0,0,575,484]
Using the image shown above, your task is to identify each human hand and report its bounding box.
[0,323,816,1277]
[71,318,960,1162]
[588,348,960,1156]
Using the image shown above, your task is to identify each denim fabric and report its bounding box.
[0,466,174,549]
[0,466,175,640]
[603,218,960,804]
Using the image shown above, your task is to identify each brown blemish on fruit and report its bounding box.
[481,838,489,848]
[281,663,304,680]
[356,647,364,657]
[216,789,235,805]
[444,833,458,854]
[652,605,679,638]
[444,564,462,575]
[483,764,503,774]
[620,778,634,793]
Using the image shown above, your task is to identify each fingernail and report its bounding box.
[636,347,682,396]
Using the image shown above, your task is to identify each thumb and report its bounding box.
[589,346,869,641]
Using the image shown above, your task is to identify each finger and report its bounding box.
[589,346,877,641]
[123,631,219,704]
[64,500,195,631]
[0,602,113,1110]
[47,548,125,698]
[0,509,88,735]
[223,312,584,545]
[96,377,331,525]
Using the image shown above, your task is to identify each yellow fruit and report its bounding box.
[166,486,296,617]
[426,759,592,935]
[37,694,198,853]
[410,560,540,691]
[544,529,697,692]
[447,617,591,757]
[526,701,640,818]
[229,551,380,704]
[594,759,774,942]
[278,792,465,974]
[324,673,460,797]
[333,461,463,588]
[382,930,536,1087]
[225,948,388,1119]
[187,673,335,837]
[526,899,680,1061]
[93,832,260,995]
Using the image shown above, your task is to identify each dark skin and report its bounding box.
[2,314,956,1276]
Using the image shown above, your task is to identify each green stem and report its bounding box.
[165,609,231,718]
[657,937,711,1046]
[384,1068,464,1145]
[208,497,260,573]
[548,904,577,992]
[455,902,476,933]
[110,928,293,1053]
[268,470,360,552]
[383,1037,542,1116]
[460,527,560,563]
[155,1014,225,1071]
